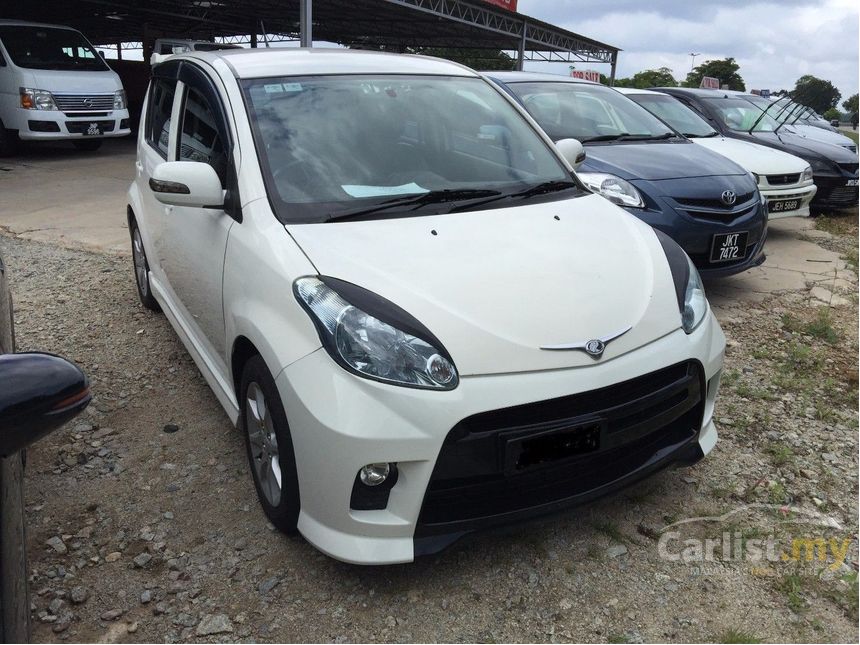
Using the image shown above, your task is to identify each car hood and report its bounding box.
[580,140,748,181]
[17,68,122,94]
[286,195,683,376]
[784,124,855,148]
[692,136,809,175]
[751,131,858,163]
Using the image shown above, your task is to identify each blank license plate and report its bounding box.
[770,199,799,213]
[710,231,749,263]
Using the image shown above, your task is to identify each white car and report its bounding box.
[127,48,725,565]
[0,20,131,154]
[619,88,817,219]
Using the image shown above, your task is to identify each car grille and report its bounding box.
[415,361,704,534]
[53,94,115,113]
[814,181,859,208]
[66,120,115,134]
[839,162,859,175]
[674,191,756,210]
[765,173,800,186]
[844,145,857,154]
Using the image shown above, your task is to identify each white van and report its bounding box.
[0,20,130,154]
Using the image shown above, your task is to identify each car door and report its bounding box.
[151,62,235,374]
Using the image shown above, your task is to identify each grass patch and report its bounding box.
[593,520,625,544]
[719,627,763,643]
[766,442,794,467]
[804,309,840,344]
[841,129,858,144]
[776,573,808,613]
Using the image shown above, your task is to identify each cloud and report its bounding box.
[518,0,859,97]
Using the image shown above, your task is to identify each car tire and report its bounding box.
[0,121,19,157]
[72,139,102,151]
[129,219,161,312]
[240,355,301,534]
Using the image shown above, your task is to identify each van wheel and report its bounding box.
[0,123,18,157]
[73,139,102,151]
[129,219,161,312]
[240,355,301,534]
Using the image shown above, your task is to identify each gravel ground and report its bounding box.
[1,214,857,644]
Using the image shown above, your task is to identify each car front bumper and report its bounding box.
[811,174,859,212]
[9,108,131,141]
[761,183,817,220]
[275,313,725,565]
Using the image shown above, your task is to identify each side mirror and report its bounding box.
[0,353,91,457]
[149,161,224,208]
[555,138,586,171]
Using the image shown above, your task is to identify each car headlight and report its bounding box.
[808,158,838,175]
[294,277,458,390]
[20,88,58,111]
[114,89,127,110]
[801,165,814,182]
[682,255,707,334]
[577,172,645,208]
[751,172,761,186]
[653,229,708,334]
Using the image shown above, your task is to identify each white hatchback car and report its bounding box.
[617,88,817,219]
[127,48,725,565]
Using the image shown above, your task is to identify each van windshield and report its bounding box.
[0,26,108,71]
[242,74,579,223]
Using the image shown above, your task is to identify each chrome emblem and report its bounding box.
[540,326,632,359]
[584,339,605,356]
[82,98,94,108]
[721,190,737,206]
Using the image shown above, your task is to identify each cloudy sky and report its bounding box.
[518,0,859,100]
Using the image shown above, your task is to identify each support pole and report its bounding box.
[516,20,526,71]
[250,31,258,48]
[300,0,313,48]
[609,51,618,86]
[116,42,122,60]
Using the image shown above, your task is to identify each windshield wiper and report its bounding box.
[448,180,580,212]
[618,132,677,141]
[326,188,501,221]
[683,131,720,138]
[580,133,630,142]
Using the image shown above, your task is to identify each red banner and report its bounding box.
[483,0,518,11]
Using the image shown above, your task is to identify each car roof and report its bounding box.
[654,86,758,100]
[614,87,663,96]
[0,19,83,30]
[483,71,599,85]
[175,47,479,79]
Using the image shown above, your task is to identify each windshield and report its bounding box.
[0,26,108,71]
[702,97,780,132]
[627,94,717,137]
[745,96,802,125]
[504,82,676,142]
[242,75,578,223]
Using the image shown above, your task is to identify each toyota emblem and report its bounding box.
[721,190,737,206]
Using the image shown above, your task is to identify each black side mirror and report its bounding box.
[0,353,91,457]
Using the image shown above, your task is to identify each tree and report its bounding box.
[683,57,745,91]
[410,47,514,70]
[823,107,842,122]
[611,67,677,89]
[842,93,858,115]
[791,75,841,114]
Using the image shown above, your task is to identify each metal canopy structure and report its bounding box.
[3,0,620,78]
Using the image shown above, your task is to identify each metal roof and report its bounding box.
[2,0,620,67]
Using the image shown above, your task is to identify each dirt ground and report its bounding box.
[0,205,857,643]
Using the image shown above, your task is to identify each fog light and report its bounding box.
[359,463,390,487]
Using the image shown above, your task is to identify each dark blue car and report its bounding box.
[487,72,767,278]
[652,87,859,213]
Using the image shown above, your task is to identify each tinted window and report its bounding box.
[242,75,573,223]
[0,26,108,71]
[506,82,675,142]
[178,86,227,187]
[629,94,717,137]
[146,78,177,158]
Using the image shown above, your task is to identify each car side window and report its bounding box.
[146,78,177,159]
[178,86,227,187]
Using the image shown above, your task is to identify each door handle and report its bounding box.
[135,161,143,177]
